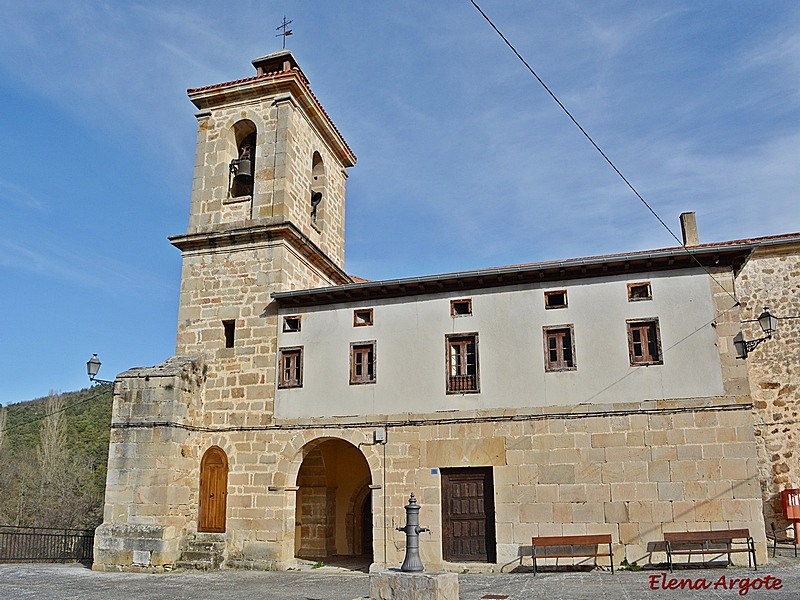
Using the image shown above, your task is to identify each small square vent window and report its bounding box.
[354,308,374,327]
[628,282,652,301]
[544,290,568,309]
[222,320,235,349]
[283,316,301,333]
[450,299,472,317]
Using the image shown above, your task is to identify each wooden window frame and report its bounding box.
[445,332,480,394]
[627,281,653,302]
[544,290,568,310]
[543,325,577,372]
[353,308,374,327]
[450,298,473,317]
[626,318,663,366]
[283,315,302,333]
[278,346,303,388]
[350,341,377,385]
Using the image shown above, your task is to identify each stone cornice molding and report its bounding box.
[169,220,351,286]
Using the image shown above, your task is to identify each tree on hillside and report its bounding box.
[0,405,7,452]
[37,391,67,487]
[0,388,111,529]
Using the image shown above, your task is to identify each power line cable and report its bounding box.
[2,385,113,437]
[582,300,740,404]
[468,0,740,305]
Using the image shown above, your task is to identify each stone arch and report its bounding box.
[230,119,257,198]
[292,436,374,559]
[275,429,381,489]
[310,151,325,227]
[346,475,373,557]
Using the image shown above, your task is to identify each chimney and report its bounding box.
[680,212,699,246]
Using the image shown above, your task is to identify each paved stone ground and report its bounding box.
[1,562,799,600]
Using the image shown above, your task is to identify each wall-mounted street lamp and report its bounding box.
[734,307,779,359]
[86,354,114,385]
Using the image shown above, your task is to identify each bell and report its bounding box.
[233,158,252,183]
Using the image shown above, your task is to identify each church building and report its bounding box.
[93,51,800,572]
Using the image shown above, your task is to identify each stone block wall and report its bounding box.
[187,89,348,269]
[174,240,336,427]
[378,400,767,569]
[736,244,800,527]
[96,393,767,571]
[93,356,205,571]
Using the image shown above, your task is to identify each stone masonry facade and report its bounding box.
[94,371,767,571]
[737,242,800,529]
[93,50,795,573]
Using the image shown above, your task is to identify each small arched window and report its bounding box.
[230,120,257,198]
[310,152,325,226]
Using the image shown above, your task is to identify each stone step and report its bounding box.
[184,542,225,552]
[175,559,218,571]
[193,533,226,542]
[180,551,221,562]
[178,534,226,570]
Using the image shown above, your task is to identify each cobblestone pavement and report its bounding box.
[1,562,799,600]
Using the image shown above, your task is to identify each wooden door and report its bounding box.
[441,467,496,562]
[198,446,228,533]
[361,494,372,557]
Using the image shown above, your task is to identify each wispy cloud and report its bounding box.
[0,180,45,211]
[0,237,175,299]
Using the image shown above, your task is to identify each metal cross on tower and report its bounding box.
[276,16,293,49]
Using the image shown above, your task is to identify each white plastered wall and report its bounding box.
[275,268,724,419]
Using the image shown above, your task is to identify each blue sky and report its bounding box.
[1,1,798,404]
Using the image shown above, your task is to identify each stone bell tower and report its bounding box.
[170,49,356,419]
[93,51,356,571]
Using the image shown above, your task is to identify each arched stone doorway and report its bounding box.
[294,438,372,560]
[198,446,228,533]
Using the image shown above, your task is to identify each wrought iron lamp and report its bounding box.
[86,354,114,385]
[734,307,778,359]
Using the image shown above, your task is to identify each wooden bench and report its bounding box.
[531,534,613,575]
[664,529,757,572]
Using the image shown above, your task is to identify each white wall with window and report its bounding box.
[274,268,724,419]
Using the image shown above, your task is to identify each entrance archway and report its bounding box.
[294,438,372,560]
[198,446,228,533]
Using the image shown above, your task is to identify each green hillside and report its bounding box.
[0,386,113,530]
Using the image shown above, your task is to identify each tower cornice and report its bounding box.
[169,219,352,286]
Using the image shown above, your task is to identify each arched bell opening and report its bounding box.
[310,151,325,227]
[293,438,372,561]
[230,120,257,198]
[198,446,229,533]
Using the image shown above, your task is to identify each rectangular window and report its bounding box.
[354,308,374,327]
[450,299,472,317]
[350,341,376,384]
[627,319,662,365]
[279,347,303,388]
[544,290,568,309]
[222,320,235,348]
[627,282,652,301]
[446,333,479,393]
[283,315,301,332]
[543,325,576,371]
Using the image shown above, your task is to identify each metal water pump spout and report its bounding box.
[396,492,430,572]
